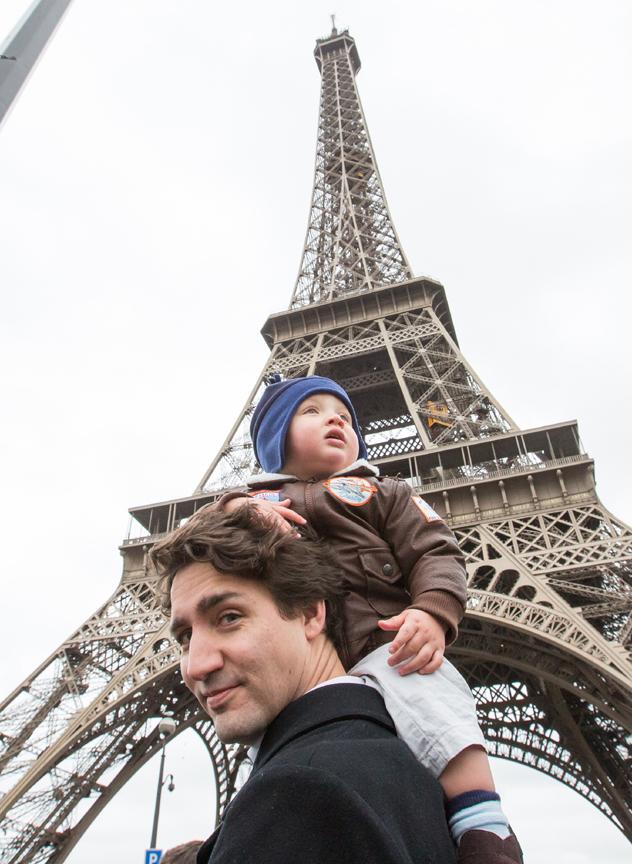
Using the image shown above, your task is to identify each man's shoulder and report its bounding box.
[254,682,395,766]
[253,685,439,804]
[231,744,417,812]
[223,746,443,838]
[210,735,453,864]
[205,688,455,864]
[268,730,428,788]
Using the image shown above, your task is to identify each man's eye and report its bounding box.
[339,413,351,423]
[219,612,241,626]
[304,406,319,414]
[176,631,191,650]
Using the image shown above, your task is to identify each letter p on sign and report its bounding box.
[145,851,162,864]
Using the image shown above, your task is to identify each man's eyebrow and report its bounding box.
[197,591,244,614]
[169,591,245,636]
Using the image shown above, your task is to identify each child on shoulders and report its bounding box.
[221,375,522,864]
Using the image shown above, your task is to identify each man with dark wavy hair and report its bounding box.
[152,506,455,864]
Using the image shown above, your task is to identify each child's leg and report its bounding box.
[351,645,488,778]
[439,744,494,798]
[350,646,522,862]
[435,741,517,854]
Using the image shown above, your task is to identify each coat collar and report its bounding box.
[253,682,394,771]
[196,684,394,864]
[248,458,379,489]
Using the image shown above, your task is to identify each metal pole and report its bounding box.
[0,0,74,130]
[149,744,166,849]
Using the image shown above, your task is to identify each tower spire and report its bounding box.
[291,27,412,307]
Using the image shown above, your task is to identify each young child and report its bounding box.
[221,375,522,864]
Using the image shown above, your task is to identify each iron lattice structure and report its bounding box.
[1,26,631,863]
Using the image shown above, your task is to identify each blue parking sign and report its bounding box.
[145,851,162,864]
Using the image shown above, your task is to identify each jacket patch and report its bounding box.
[323,476,376,507]
[248,490,283,502]
[412,496,442,522]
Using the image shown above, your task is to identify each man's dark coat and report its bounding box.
[197,683,456,864]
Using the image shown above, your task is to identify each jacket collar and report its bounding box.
[253,682,394,772]
[196,684,394,864]
[248,458,379,489]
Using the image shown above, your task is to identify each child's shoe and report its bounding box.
[457,829,523,863]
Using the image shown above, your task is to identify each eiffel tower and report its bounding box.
[1,22,631,863]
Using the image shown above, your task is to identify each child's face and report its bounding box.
[282,392,360,480]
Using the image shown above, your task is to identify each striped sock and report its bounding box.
[446,790,511,845]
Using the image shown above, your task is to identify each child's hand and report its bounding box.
[378,609,445,675]
[224,497,306,534]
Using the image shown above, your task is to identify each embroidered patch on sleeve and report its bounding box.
[323,476,376,507]
[412,495,442,522]
[248,490,283,502]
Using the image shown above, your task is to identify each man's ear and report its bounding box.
[303,599,327,641]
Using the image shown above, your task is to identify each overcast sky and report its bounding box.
[1,1,631,861]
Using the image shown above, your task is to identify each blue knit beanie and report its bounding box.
[250,375,368,474]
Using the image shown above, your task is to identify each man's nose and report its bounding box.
[326,412,344,427]
[182,632,223,682]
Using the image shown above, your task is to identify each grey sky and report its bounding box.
[0,1,630,861]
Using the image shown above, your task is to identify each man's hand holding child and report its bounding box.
[378,609,445,675]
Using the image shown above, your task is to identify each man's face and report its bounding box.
[170,562,313,744]
[282,392,359,480]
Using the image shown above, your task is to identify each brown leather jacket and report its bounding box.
[221,462,467,667]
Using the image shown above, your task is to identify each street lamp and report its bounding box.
[149,716,177,849]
